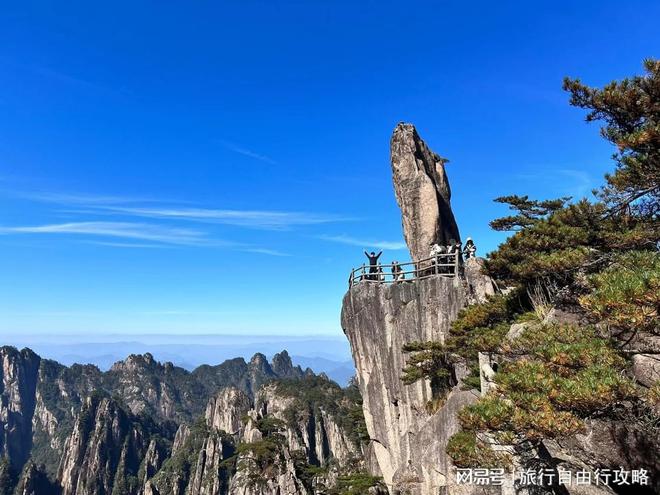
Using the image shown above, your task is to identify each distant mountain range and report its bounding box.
[0,345,380,495]
[1,333,355,385]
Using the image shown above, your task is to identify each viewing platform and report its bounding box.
[348,253,461,287]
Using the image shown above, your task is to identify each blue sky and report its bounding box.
[1,1,658,337]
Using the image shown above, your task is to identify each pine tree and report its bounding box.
[563,58,660,216]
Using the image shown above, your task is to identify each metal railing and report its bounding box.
[348,253,461,287]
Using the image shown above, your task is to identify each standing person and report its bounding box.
[429,242,446,274]
[429,243,445,257]
[391,261,404,281]
[463,238,477,259]
[364,250,382,280]
[455,240,463,260]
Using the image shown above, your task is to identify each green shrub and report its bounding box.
[580,250,660,334]
[446,431,510,468]
[457,324,638,442]
[327,472,386,495]
[552,365,636,413]
[500,325,625,370]
[458,395,514,431]
[275,376,370,448]
[451,293,522,335]
[401,342,451,385]
[236,439,282,470]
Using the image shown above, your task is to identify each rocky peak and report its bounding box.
[342,277,475,494]
[110,352,158,373]
[390,122,461,261]
[270,350,292,374]
[58,394,162,495]
[341,125,499,493]
[270,350,304,379]
[0,346,40,471]
[248,352,270,372]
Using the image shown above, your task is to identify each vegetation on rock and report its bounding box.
[276,375,370,447]
[401,59,660,468]
[327,472,387,495]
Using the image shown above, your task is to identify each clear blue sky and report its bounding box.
[1,1,658,336]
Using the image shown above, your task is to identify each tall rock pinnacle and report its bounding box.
[390,123,461,261]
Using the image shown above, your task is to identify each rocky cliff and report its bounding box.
[0,347,375,495]
[0,347,40,473]
[390,123,461,262]
[342,276,480,494]
[342,123,495,494]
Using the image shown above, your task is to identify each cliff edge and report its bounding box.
[342,124,494,494]
[342,278,479,494]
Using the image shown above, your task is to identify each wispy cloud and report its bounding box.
[6,187,349,230]
[0,222,292,255]
[243,247,290,257]
[2,185,351,253]
[319,234,407,250]
[82,240,173,249]
[218,139,277,164]
[0,222,210,246]
[91,205,349,230]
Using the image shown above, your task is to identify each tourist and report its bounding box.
[463,238,477,259]
[364,250,382,280]
[391,261,404,281]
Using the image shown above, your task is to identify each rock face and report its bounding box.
[0,346,373,495]
[390,123,461,261]
[58,395,159,495]
[14,461,60,495]
[205,387,252,435]
[226,381,370,495]
[632,353,660,388]
[341,278,479,495]
[0,347,40,471]
[342,126,496,494]
[146,378,373,495]
[463,256,498,304]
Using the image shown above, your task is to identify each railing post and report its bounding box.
[454,253,459,277]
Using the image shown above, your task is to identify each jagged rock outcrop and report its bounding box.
[270,350,305,379]
[145,376,372,495]
[0,347,40,473]
[342,127,498,494]
[253,382,356,465]
[186,433,232,495]
[205,388,252,436]
[58,395,160,495]
[227,380,366,495]
[342,278,479,494]
[0,346,338,495]
[139,439,166,490]
[463,256,498,304]
[228,453,307,495]
[390,123,461,261]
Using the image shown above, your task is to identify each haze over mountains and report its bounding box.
[2,333,355,385]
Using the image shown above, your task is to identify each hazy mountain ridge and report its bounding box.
[0,345,379,495]
[0,335,354,385]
